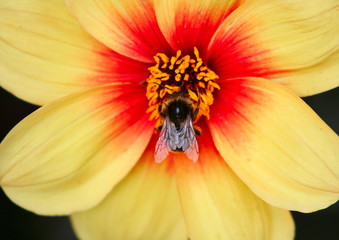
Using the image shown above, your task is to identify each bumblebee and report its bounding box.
[155,92,200,163]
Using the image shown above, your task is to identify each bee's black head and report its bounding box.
[167,99,192,127]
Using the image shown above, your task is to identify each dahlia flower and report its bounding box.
[0,0,338,239]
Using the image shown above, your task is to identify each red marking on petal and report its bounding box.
[207,20,282,79]
[101,84,151,125]
[67,0,173,62]
[161,1,243,56]
[209,78,269,154]
[124,10,174,60]
[88,83,154,154]
[86,47,151,86]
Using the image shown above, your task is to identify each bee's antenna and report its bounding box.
[150,82,181,92]
[179,80,185,88]
[193,89,201,121]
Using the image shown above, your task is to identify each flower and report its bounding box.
[0,0,338,239]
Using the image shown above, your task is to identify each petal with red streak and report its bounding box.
[206,4,278,80]
[66,0,172,62]
[0,0,148,105]
[207,0,339,96]
[209,77,339,212]
[0,83,153,215]
[154,0,243,55]
[174,123,294,240]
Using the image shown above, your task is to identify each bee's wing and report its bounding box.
[154,117,169,163]
[184,117,199,163]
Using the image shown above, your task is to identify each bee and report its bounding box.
[155,92,200,163]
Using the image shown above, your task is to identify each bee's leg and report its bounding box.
[158,102,166,118]
[156,102,165,133]
[193,91,201,121]
[194,128,201,136]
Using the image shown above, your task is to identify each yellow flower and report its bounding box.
[0,0,338,239]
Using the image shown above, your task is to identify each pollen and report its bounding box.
[145,47,219,128]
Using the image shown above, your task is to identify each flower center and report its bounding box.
[145,47,219,129]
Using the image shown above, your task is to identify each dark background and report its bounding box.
[0,86,338,240]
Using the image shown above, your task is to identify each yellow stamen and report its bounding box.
[199,81,205,88]
[194,60,203,72]
[188,89,199,102]
[156,53,169,69]
[159,89,166,98]
[193,47,200,60]
[175,74,181,82]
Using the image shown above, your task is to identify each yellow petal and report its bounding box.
[207,0,339,96]
[0,83,153,215]
[71,137,186,240]
[209,77,339,212]
[66,0,171,63]
[175,124,294,240]
[274,50,339,97]
[154,0,243,52]
[0,0,148,105]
